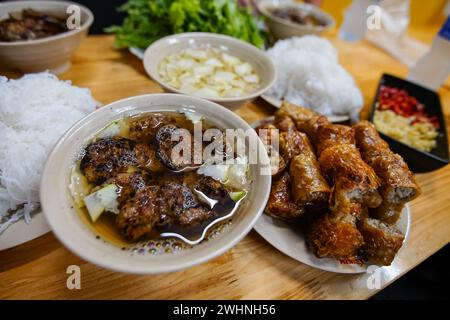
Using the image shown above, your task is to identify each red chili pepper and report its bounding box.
[377,85,439,129]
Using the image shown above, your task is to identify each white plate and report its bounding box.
[254,205,410,274]
[0,211,50,251]
[260,94,350,123]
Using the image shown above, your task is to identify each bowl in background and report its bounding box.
[143,32,277,110]
[0,1,94,74]
[369,73,449,173]
[258,0,335,40]
[40,93,271,274]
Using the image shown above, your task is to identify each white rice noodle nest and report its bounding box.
[266,36,363,117]
[0,72,96,232]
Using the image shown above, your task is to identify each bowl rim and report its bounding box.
[39,93,272,274]
[369,72,449,164]
[143,32,277,104]
[0,0,94,46]
[257,0,336,31]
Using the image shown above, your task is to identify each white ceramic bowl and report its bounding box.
[40,93,271,274]
[0,1,94,74]
[143,32,277,110]
[258,0,335,39]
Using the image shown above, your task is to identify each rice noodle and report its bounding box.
[0,72,96,233]
[265,36,363,117]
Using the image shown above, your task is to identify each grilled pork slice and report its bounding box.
[155,124,200,171]
[80,137,138,184]
[116,182,214,241]
[128,113,173,142]
[80,138,166,184]
[116,186,162,241]
[133,142,165,173]
[103,172,147,206]
[359,218,404,266]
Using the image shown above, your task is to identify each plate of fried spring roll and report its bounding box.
[253,102,421,273]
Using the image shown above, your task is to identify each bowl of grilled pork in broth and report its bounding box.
[40,93,271,274]
[0,1,94,74]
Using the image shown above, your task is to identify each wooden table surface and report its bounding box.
[1,28,449,300]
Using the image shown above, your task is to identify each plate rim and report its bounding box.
[260,94,351,123]
[0,211,50,251]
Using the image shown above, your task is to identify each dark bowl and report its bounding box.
[368,73,449,173]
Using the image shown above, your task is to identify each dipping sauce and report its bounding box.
[269,7,325,27]
[158,48,261,98]
[0,9,68,42]
[374,85,439,152]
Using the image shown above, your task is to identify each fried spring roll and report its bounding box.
[275,102,330,143]
[277,117,315,162]
[319,143,382,207]
[316,124,355,156]
[274,115,297,132]
[265,172,304,221]
[289,134,331,206]
[308,211,364,260]
[275,101,316,124]
[331,179,365,219]
[256,122,286,176]
[354,121,420,204]
[358,218,404,266]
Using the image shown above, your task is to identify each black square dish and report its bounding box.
[368,73,449,173]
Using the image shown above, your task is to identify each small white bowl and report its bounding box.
[0,1,94,74]
[258,0,335,39]
[143,32,277,110]
[40,93,271,274]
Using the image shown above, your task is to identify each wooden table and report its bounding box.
[1,29,449,299]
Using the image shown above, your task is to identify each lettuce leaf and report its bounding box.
[105,0,266,49]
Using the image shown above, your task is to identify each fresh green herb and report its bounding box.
[105,0,266,49]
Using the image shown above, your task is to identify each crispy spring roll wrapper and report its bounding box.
[330,180,366,220]
[319,143,382,208]
[278,117,315,162]
[275,101,316,124]
[265,171,305,221]
[289,133,331,205]
[354,121,420,204]
[316,124,355,156]
[308,211,364,260]
[371,202,404,225]
[279,130,306,161]
[255,122,278,146]
[358,218,404,266]
[274,115,297,132]
[275,102,330,143]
